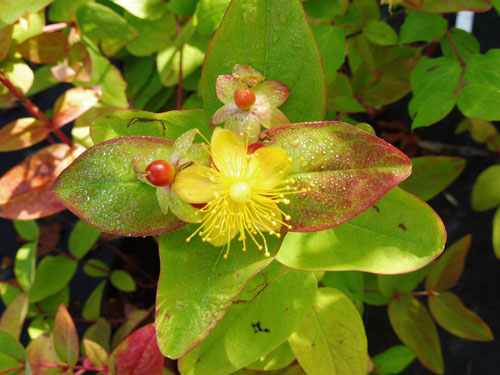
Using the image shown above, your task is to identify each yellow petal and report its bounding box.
[211,127,247,177]
[173,165,219,203]
[248,146,291,189]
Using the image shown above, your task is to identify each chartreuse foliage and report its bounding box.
[0,0,498,374]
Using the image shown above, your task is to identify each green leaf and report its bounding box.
[264,122,411,232]
[53,304,79,367]
[327,73,365,113]
[178,262,317,374]
[83,317,112,354]
[0,352,23,375]
[156,226,280,358]
[457,50,500,121]
[83,339,109,368]
[82,281,106,320]
[27,316,52,340]
[303,0,343,19]
[399,12,447,44]
[441,28,479,64]
[29,255,77,303]
[0,0,52,28]
[409,57,461,129]
[288,287,367,375]
[83,259,110,278]
[124,10,176,57]
[109,324,164,375]
[39,285,70,316]
[403,0,491,13]
[246,341,295,371]
[363,273,390,306]
[388,294,443,373]
[48,0,89,22]
[110,0,169,19]
[311,24,346,84]
[193,0,230,35]
[467,118,498,143]
[76,2,138,57]
[14,241,37,292]
[202,0,326,127]
[90,109,209,144]
[157,42,206,87]
[493,207,500,259]
[0,330,26,362]
[0,60,34,102]
[470,165,500,211]
[0,293,28,340]
[13,220,39,241]
[425,234,471,292]
[429,291,493,342]
[68,219,101,259]
[372,345,415,375]
[321,271,364,312]
[351,36,419,109]
[377,267,429,298]
[26,65,58,96]
[0,283,21,307]
[364,20,398,46]
[168,0,199,16]
[110,270,136,292]
[54,137,184,236]
[399,156,466,201]
[11,11,44,45]
[277,187,446,274]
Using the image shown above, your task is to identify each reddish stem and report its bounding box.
[0,366,25,375]
[0,70,74,147]
[42,22,74,33]
[175,16,183,110]
[36,364,107,372]
[446,29,467,95]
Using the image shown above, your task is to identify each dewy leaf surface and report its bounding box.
[156,226,280,359]
[399,156,466,201]
[54,137,184,236]
[90,109,208,143]
[388,294,443,373]
[276,187,446,274]
[202,0,326,127]
[263,122,412,232]
[288,287,367,375]
[178,262,317,375]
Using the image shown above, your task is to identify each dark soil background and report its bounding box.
[1,8,500,375]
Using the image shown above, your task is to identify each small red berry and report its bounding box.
[234,88,256,110]
[145,160,176,186]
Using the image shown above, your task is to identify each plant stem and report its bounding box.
[0,70,74,147]
[446,29,467,95]
[42,22,74,33]
[0,366,25,375]
[175,15,183,110]
[36,364,107,372]
[103,242,156,283]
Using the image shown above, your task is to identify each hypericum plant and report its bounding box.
[0,0,497,374]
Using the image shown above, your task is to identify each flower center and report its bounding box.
[234,88,256,110]
[229,181,252,203]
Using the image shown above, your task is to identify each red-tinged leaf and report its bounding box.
[0,25,13,62]
[109,324,164,375]
[404,0,491,13]
[425,234,471,292]
[83,339,109,368]
[0,292,28,340]
[0,144,85,220]
[26,334,62,375]
[53,87,100,128]
[69,42,93,83]
[53,304,79,367]
[388,294,443,373]
[262,122,412,231]
[54,137,183,236]
[399,156,466,201]
[0,118,49,152]
[429,291,493,342]
[16,32,68,64]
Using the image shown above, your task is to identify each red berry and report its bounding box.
[234,88,256,110]
[145,160,176,186]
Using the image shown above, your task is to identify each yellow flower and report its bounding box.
[173,128,297,258]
